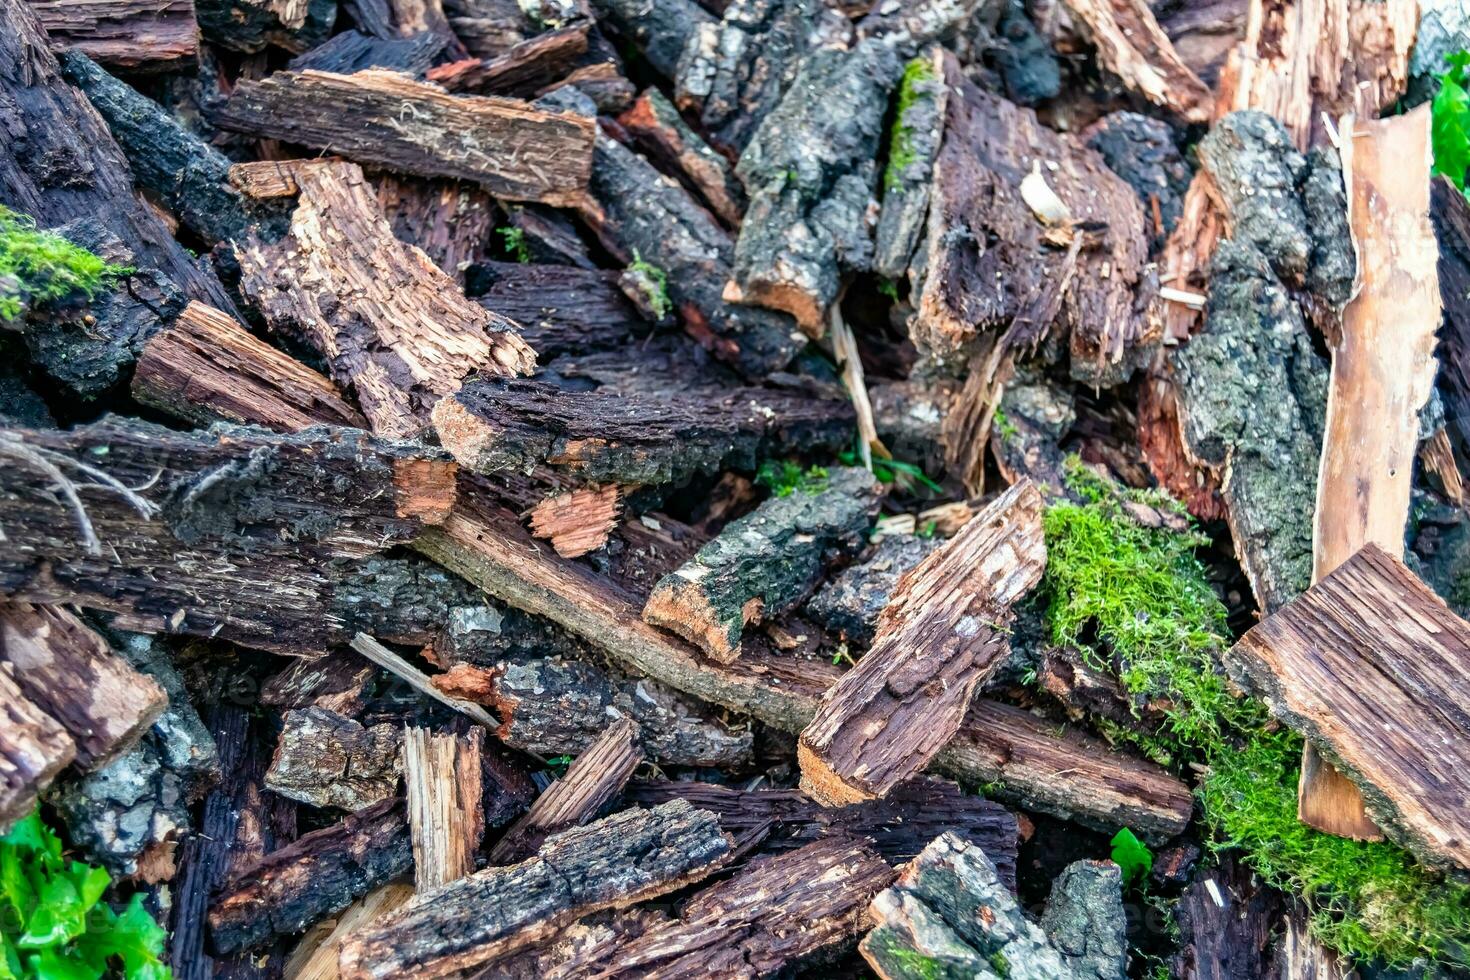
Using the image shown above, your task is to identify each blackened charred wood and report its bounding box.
[472,262,646,360]
[805,534,941,645]
[642,467,882,662]
[194,0,334,52]
[618,88,744,226]
[403,725,485,890]
[495,202,597,268]
[265,707,402,811]
[481,739,538,829]
[427,22,589,95]
[338,800,732,979]
[591,0,710,79]
[29,0,198,71]
[287,28,448,74]
[0,671,75,833]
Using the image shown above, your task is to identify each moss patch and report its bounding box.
[0,205,127,322]
[883,56,938,193]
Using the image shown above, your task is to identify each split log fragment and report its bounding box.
[618,88,744,226]
[1060,0,1212,121]
[265,708,402,811]
[488,716,641,863]
[403,726,485,891]
[373,174,498,282]
[471,262,646,360]
[211,69,595,205]
[29,0,198,71]
[427,22,590,94]
[642,467,881,661]
[288,28,448,73]
[0,669,75,832]
[799,480,1045,805]
[263,651,378,717]
[338,800,731,979]
[284,883,415,980]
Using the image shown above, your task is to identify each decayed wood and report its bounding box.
[528,484,622,558]
[438,0,526,57]
[595,0,711,80]
[618,88,744,226]
[262,651,377,717]
[415,493,1193,840]
[874,45,947,281]
[30,0,198,70]
[1226,545,1470,872]
[489,716,641,864]
[285,883,416,980]
[1170,856,1282,980]
[0,603,167,770]
[0,669,76,832]
[472,262,646,360]
[427,22,589,94]
[1060,0,1211,122]
[288,28,448,73]
[1298,105,1439,840]
[211,69,595,205]
[403,726,485,891]
[433,376,854,487]
[1436,178,1470,461]
[132,301,368,433]
[194,0,332,51]
[799,480,1046,805]
[0,420,456,654]
[374,174,498,284]
[643,467,881,662]
[235,161,534,441]
[339,800,732,979]
[265,708,403,811]
[806,535,941,645]
[350,634,496,727]
[626,776,1019,885]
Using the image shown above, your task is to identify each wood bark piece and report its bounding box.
[132,301,368,433]
[434,376,854,487]
[1170,856,1281,980]
[415,492,1192,840]
[593,0,711,79]
[285,884,415,980]
[805,535,941,645]
[403,726,485,891]
[471,262,646,360]
[1226,544,1470,872]
[1435,177,1470,463]
[618,88,744,226]
[427,22,589,94]
[626,776,1019,884]
[194,0,333,52]
[373,174,497,284]
[234,161,535,440]
[438,0,527,57]
[489,716,641,864]
[874,46,947,281]
[288,28,448,73]
[0,669,75,833]
[1297,105,1440,839]
[799,480,1046,805]
[266,708,402,811]
[527,484,622,558]
[1060,0,1211,122]
[0,603,167,770]
[350,634,496,727]
[211,70,594,205]
[209,798,414,954]
[263,652,379,718]
[338,800,732,979]
[29,0,198,71]
[643,467,881,661]
[0,421,457,654]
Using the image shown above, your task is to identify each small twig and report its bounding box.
[350,632,497,727]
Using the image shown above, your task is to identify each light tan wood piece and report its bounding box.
[527,485,622,558]
[1061,0,1213,122]
[403,726,485,892]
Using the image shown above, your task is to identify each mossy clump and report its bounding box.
[1038,457,1470,967]
[0,205,128,322]
[627,250,671,319]
[883,56,938,193]
[755,460,829,497]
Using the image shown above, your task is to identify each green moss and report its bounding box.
[987,951,1010,977]
[627,249,671,319]
[876,940,944,980]
[884,56,938,194]
[755,460,829,497]
[992,407,1019,443]
[1038,456,1470,967]
[0,205,128,322]
[495,226,532,263]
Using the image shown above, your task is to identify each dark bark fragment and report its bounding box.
[440,0,528,56]
[472,262,646,360]
[427,22,590,94]
[874,46,947,281]
[265,707,402,811]
[806,535,941,645]
[260,649,377,716]
[375,173,498,284]
[1040,860,1129,980]
[1084,111,1191,251]
[288,28,448,73]
[618,87,744,226]
[1432,177,1470,462]
[591,0,711,79]
[1171,856,1281,980]
[29,0,199,71]
[990,371,1076,494]
[194,0,335,52]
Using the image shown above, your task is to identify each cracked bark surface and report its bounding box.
[265,707,402,811]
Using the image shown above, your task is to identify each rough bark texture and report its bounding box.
[211,69,595,205]
[472,262,647,360]
[373,173,498,283]
[0,419,456,654]
[874,46,947,281]
[235,161,534,441]
[990,371,1076,495]
[1170,856,1281,980]
[799,480,1046,805]
[132,301,368,433]
[194,0,334,52]
[861,832,1077,979]
[434,375,854,487]
[805,534,941,645]
[284,883,416,980]
[618,88,744,226]
[265,707,402,811]
[0,669,75,833]
[289,28,449,72]
[593,0,711,79]
[403,725,485,891]
[1226,544,1470,872]
[1084,110,1192,251]
[261,650,378,717]
[339,800,732,979]
[427,23,590,95]
[643,467,881,662]
[1435,177,1470,464]
[208,798,413,954]
[1060,0,1211,121]
[30,0,198,70]
[1040,860,1129,980]
[488,716,641,864]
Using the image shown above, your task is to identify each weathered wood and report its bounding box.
[212,69,594,205]
[29,0,198,70]
[643,467,881,661]
[861,832,1077,979]
[285,883,415,980]
[289,28,448,72]
[1084,110,1192,251]
[374,173,497,283]
[338,800,732,979]
[266,708,402,811]
[415,493,1193,840]
[434,376,854,487]
[194,0,333,52]
[527,484,622,558]
[593,0,710,79]
[209,798,414,954]
[805,535,941,645]
[1437,177,1470,465]
[1228,546,1470,871]
[799,480,1046,805]
[489,716,640,864]
[438,0,526,56]
[626,776,1019,885]
[1040,860,1129,980]
[618,88,744,226]
[403,726,485,891]
[132,301,367,433]
[262,651,378,717]
[471,262,646,360]
[874,45,947,281]
[1170,856,1282,980]
[0,669,75,833]
[0,603,166,770]
[235,161,534,441]
[1061,0,1211,121]
[427,22,589,94]
[350,633,496,727]
[0,421,456,653]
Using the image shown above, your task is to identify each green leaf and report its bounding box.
[80,896,169,980]
[1110,828,1153,888]
[1432,71,1470,190]
[30,948,99,980]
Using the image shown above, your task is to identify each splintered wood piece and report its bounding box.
[30,0,199,71]
[403,726,485,891]
[235,161,535,441]
[577,837,896,977]
[1060,0,1212,122]
[0,603,166,770]
[285,883,415,980]
[1298,104,1440,840]
[210,69,594,205]
[374,174,497,284]
[642,468,882,662]
[0,669,76,831]
[0,421,456,654]
[338,800,732,979]
[1227,545,1470,872]
[618,88,745,226]
[209,798,414,954]
[261,651,378,718]
[798,480,1047,805]
[265,708,403,812]
[350,634,497,728]
[228,158,347,198]
[528,485,622,558]
[489,717,641,864]
[426,22,589,95]
[417,491,1191,840]
[132,301,368,433]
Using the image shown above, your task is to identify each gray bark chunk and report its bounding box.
[1085,111,1190,249]
[265,707,402,811]
[875,49,948,280]
[591,0,712,78]
[805,535,941,644]
[1040,860,1129,980]
[1412,0,1470,78]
